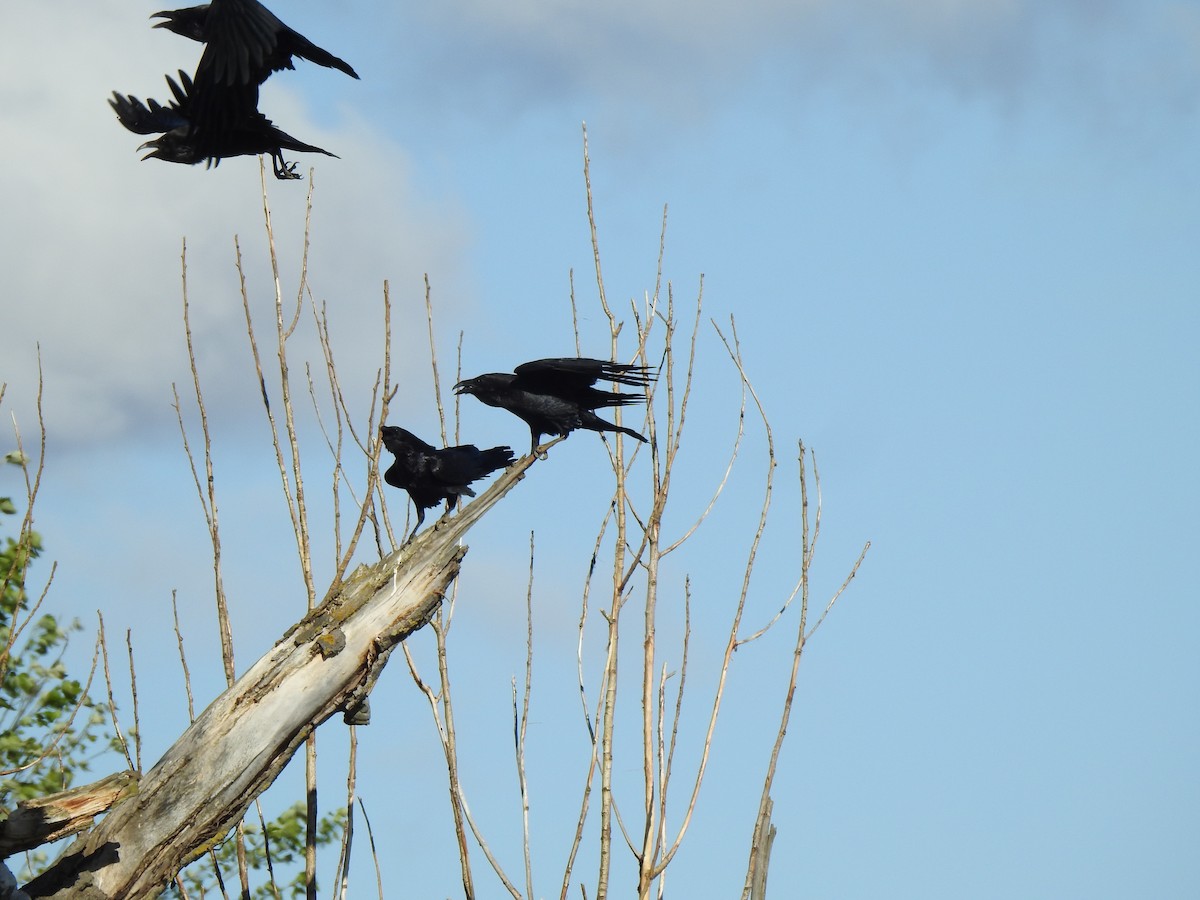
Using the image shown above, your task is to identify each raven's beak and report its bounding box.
[453,380,468,394]
[150,11,171,25]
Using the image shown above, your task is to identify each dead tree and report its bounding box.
[18,457,533,900]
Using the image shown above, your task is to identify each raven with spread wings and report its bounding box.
[455,358,654,456]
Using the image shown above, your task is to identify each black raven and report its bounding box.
[454,358,654,456]
[110,71,337,179]
[152,0,360,86]
[380,426,515,538]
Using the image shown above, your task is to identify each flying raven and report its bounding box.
[110,71,337,179]
[152,0,360,86]
[454,357,654,456]
[111,0,352,178]
[380,426,515,538]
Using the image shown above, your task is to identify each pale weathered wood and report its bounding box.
[24,454,535,899]
[746,796,775,900]
[0,772,138,858]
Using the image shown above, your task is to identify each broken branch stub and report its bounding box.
[0,772,139,859]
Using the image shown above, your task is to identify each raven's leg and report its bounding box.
[533,434,568,460]
[270,151,301,180]
[404,505,426,544]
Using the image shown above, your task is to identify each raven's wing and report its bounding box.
[111,69,193,135]
[381,426,438,457]
[196,0,285,87]
[276,26,360,79]
[165,70,193,108]
[110,92,188,135]
[513,358,653,392]
[429,445,514,488]
[161,43,262,155]
[154,1,358,80]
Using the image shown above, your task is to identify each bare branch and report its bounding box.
[740,445,870,898]
[175,239,237,685]
[644,317,775,882]
[334,725,358,900]
[253,799,282,900]
[96,614,133,773]
[516,533,535,900]
[170,592,195,723]
[123,631,141,774]
[0,635,101,783]
[425,274,449,446]
[357,798,385,900]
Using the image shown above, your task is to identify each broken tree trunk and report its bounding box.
[22,454,535,899]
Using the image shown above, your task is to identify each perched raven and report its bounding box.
[110,71,337,179]
[380,426,515,538]
[455,358,654,456]
[152,0,360,86]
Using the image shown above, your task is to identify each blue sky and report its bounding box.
[2,0,1198,897]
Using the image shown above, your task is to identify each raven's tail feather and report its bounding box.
[480,446,517,474]
[615,424,648,443]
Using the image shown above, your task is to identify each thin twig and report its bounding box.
[1,355,50,686]
[516,533,535,900]
[335,725,358,900]
[124,629,141,773]
[643,317,775,884]
[179,233,249,894]
[403,628,477,899]
[358,798,385,900]
[425,274,449,446]
[170,591,196,723]
[254,798,283,900]
[739,444,870,898]
[96,613,133,771]
[0,632,101,780]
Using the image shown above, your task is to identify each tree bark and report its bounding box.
[23,456,533,899]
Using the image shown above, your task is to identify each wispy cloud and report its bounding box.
[396,0,1200,132]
